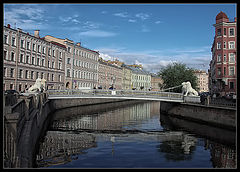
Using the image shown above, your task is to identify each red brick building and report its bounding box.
[209,11,237,96]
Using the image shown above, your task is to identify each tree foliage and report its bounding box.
[157,63,198,93]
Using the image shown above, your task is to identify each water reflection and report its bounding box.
[50,101,161,132]
[35,101,236,168]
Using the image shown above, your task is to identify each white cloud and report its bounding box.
[82,21,101,29]
[135,13,150,20]
[4,6,47,30]
[78,30,117,37]
[128,19,137,23]
[155,21,163,24]
[113,12,129,18]
[99,53,114,61]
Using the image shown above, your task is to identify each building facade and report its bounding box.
[150,74,164,91]
[193,70,209,93]
[122,64,132,90]
[44,35,99,89]
[129,66,151,91]
[209,12,237,96]
[3,25,66,91]
[98,58,123,90]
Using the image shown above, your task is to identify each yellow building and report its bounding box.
[122,64,132,90]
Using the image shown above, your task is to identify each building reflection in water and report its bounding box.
[50,101,160,131]
[36,131,96,167]
[160,113,236,168]
[209,141,236,168]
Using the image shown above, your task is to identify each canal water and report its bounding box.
[35,101,236,168]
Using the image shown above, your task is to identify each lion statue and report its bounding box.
[28,78,46,93]
[182,81,198,96]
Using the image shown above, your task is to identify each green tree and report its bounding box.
[157,63,198,93]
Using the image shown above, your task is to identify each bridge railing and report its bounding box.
[47,89,184,100]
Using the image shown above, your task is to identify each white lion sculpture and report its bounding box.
[182,81,198,96]
[28,78,46,93]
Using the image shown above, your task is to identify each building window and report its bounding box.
[32,57,35,65]
[27,42,30,50]
[229,28,235,36]
[19,69,23,78]
[4,50,7,60]
[224,28,226,35]
[47,73,50,81]
[229,41,235,49]
[11,52,15,61]
[32,43,36,51]
[68,47,71,53]
[36,72,39,79]
[12,37,16,46]
[42,47,45,54]
[217,55,221,62]
[229,67,235,76]
[52,61,55,68]
[67,58,71,64]
[53,49,55,57]
[4,67,7,77]
[58,62,62,69]
[229,82,234,89]
[26,55,29,64]
[217,42,221,49]
[223,42,226,49]
[4,35,8,44]
[58,75,61,82]
[19,84,22,92]
[37,58,40,66]
[217,67,221,76]
[41,72,44,79]
[31,71,34,79]
[37,45,41,53]
[25,70,28,79]
[52,74,54,81]
[21,40,24,48]
[67,69,71,77]
[217,28,221,36]
[42,59,45,66]
[223,54,226,62]
[59,52,62,59]
[223,67,226,76]
[229,53,235,63]
[20,54,24,63]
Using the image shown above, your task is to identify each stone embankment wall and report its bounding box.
[4,93,53,168]
[160,101,236,130]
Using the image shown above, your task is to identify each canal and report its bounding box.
[34,101,236,168]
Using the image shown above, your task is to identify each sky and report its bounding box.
[4,3,237,73]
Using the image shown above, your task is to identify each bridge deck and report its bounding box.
[47,89,184,103]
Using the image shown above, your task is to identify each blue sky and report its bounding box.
[4,3,236,73]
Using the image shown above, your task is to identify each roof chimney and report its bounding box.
[76,42,81,46]
[7,24,11,28]
[34,30,40,38]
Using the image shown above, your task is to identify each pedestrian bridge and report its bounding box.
[47,89,200,103]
